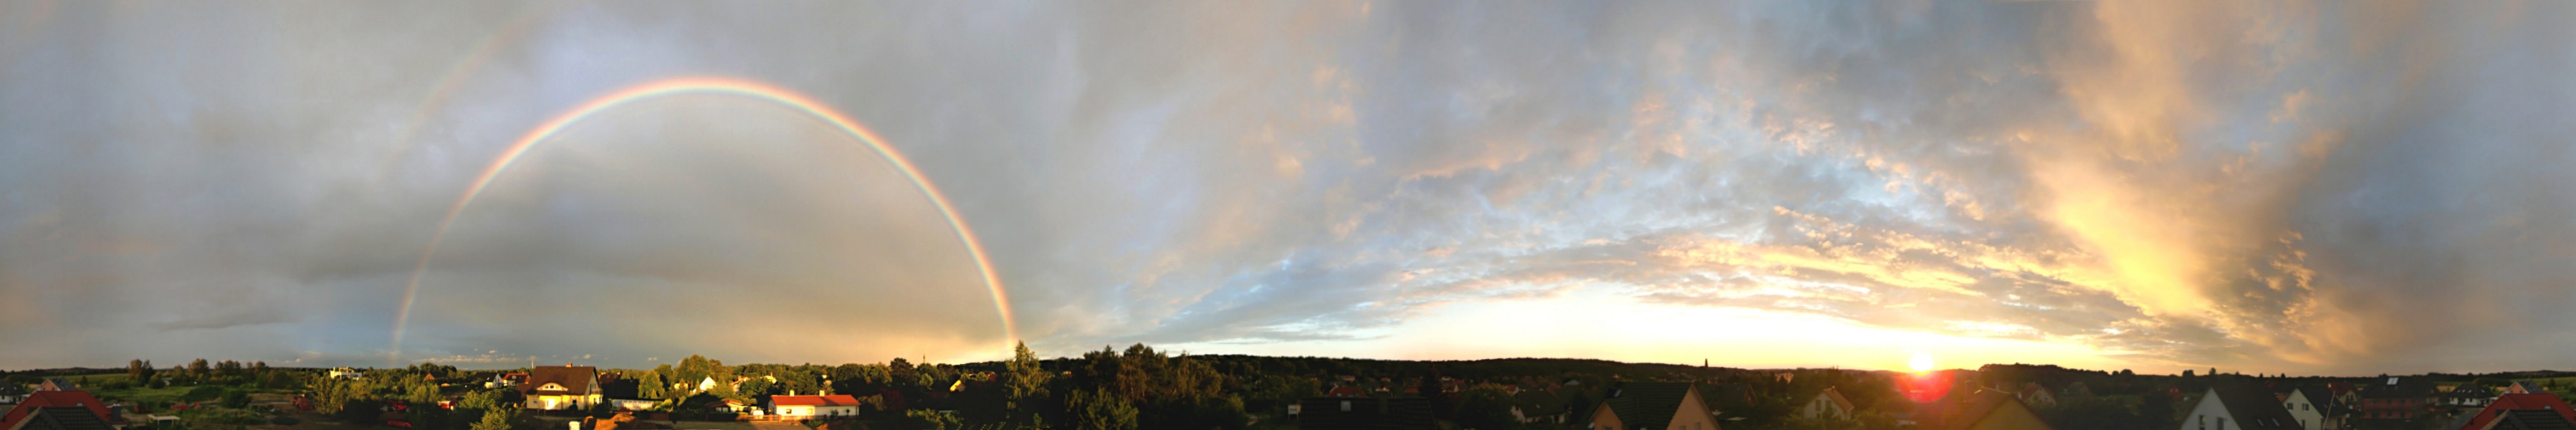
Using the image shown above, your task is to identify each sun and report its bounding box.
[1908,352,1935,373]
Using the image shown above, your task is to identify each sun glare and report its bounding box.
[1909,351,1935,373]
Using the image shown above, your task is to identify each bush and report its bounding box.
[181,386,226,403]
[219,390,252,408]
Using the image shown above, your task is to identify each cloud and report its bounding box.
[6,1,2576,375]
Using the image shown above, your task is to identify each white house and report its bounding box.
[770,395,863,418]
[2183,384,2302,430]
[1801,387,1856,421]
[2280,387,2335,430]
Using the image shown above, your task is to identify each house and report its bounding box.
[696,377,718,393]
[1587,382,1721,430]
[1298,397,1433,430]
[6,407,114,430]
[0,386,27,403]
[2446,384,2499,410]
[0,391,119,430]
[1920,391,2054,430]
[2019,383,2057,407]
[327,368,365,380]
[519,365,603,411]
[33,381,72,393]
[2184,383,2304,430]
[770,395,863,418]
[2361,377,2437,421]
[2282,386,2343,430]
[1703,384,1753,420]
[1801,386,1857,421]
[2458,393,2576,430]
[2508,382,2549,395]
[1326,386,1367,398]
[2476,409,2576,430]
[1511,390,1567,424]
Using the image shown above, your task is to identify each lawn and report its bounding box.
[90,384,198,403]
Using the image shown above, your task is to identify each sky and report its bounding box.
[4,0,2575,376]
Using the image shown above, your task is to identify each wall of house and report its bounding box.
[1966,403,2053,430]
[1587,404,1625,430]
[2283,392,2323,430]
[2183,388,2237,430]
[1801,395,1846,420]
[1671,389,1720,430]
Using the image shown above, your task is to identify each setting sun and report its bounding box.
[1909,352,1935,373]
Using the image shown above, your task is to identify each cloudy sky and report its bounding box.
[4,0,2575,375]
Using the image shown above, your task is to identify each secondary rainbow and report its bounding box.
[391,76,1018,361]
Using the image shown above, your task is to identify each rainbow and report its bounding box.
[391,76,1016,362]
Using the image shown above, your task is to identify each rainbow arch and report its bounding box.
[391,76,1016,361]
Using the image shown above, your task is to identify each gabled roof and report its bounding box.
[2486,409,2576,430]
[34,380,72,392]
[521,366,598,395]
[772,395,863,407]
[1814,386,1856,411]
[2365,377,2438,398]
[2287,386,2345,414]
[2462,393,2576,430]
[0,391,115,429]
[1703,383,1752,413]
[1596,382,1700,429]
[1326,386,1366,397]
[9,407,113,430]
[0,385,27,396]
[2205,383,2302,430]
[1923,391,2054,430]
[2513,382,2549,394]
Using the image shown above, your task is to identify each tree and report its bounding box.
[461,390,507,411]
[471,406,517,430]
[1066,388,1138,430]
[1004,342,1052,426]
[901,409,962,430]
[638,371,666,400]
[188,358,211,380]
[128,360,150,381]
[890,358,916,389]
[1453,385,1519,430]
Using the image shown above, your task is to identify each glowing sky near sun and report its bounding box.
[6,1,2576,375]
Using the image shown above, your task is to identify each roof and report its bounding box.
[520,366,598,395]
[1326,386,1366,397]
[1298,397,1434,430]
[1703,383,1752,412]
[2365,377,2438,398]
[1923,391,2054,430]
[0,391,115,430]
[771,395,863,407]
[9,407,112,430]
[1814,386,1855,411]
[2206,383,2302,430]
[2287,386,2345,414]
[1596,382,1700,429]
[2514,382,2549,394]
[2462,393,2576,430]
[34,380,72,392]
[2486,410,2576,430]
[0,386,26,396]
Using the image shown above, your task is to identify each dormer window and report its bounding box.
[540,383,565,391]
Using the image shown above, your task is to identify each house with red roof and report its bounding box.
[1326,386,1367,398]
[770,395,862,418]
[0,391,119,430]
[2458,393,2576,430]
